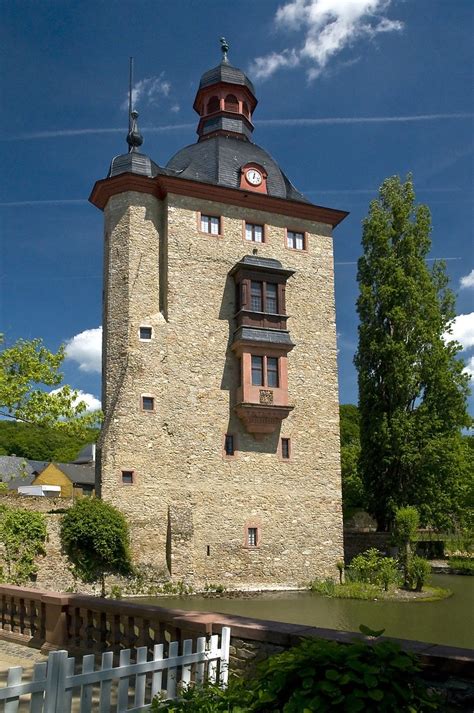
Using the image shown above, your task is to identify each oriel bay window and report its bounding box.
[229,256,295,436]
[249,281,278,314]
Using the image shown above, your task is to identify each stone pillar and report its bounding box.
[41,592,70,652]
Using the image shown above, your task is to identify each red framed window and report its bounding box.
[200,215,220,235]
[245,223,264,242]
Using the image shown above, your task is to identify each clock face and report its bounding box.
[246,169,263,186]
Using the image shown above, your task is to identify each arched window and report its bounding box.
[225,94,239,112]
[207,96,220,114]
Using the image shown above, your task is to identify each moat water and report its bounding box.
[133,574,474,650]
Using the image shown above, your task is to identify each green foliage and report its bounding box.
[152,677,250,712]
[339,405,365,514]
[0,505,46,584]
[311,579,382,600]
[348,548,399,590]
[0,334,102,436]
[394,506,420,588]
[393,507,420,548]
[204,583,226,594]
[447,557,474,574]
[407,556,432,592]
[354,176,471,530]
[60,499,133,595]
[153,637,440,712]
[0,420,99,461]
[445,526,473,556]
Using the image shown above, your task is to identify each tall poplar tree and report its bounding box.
[354,176,471,530]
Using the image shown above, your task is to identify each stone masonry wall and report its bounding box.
[99,190,344,588]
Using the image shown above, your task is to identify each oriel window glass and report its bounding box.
[250,281,263,311]
[251,355,264,386]
[266,283,278,313]
[267,357,279,387]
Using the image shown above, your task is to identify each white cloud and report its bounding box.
[460,269,474,290]
[50,388,101,413]
[65,327,102,373]
[122,73,172,111]
[170,104,181,114]
[251,0,403,81]
[464,356,474,379]
[444,313,474,351]
[251,49,299,80]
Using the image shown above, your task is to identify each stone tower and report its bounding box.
[90,44,348,589]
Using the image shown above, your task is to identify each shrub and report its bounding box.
[60,498,133,596]
[348,548,399,589]
[394,507,420,587]
[407,556,432,592]
[152,637,440,711]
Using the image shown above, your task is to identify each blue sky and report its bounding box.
[1,0,473,415]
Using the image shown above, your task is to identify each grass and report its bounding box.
[310,578,451,602]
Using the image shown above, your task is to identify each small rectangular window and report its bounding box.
[281,438,291,460]
[139,326,152,340]
[224,434,235,456]
[201,215,220,235]
[142,396,155,411]
[122,470,134,485]
[251,355,264,386]
[267,357,279,387]
[287,230,305,250]
[245,223,264,242]
[250,281,263,311]
[247,527,258,547]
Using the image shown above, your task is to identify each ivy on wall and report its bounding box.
[0,504,47,584]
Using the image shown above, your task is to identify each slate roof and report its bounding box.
[57,463,95,485]
[0,456,95,489]
[73,443,96,464]
[233,326,295,347]
[166,135,311,203]
[198,61,255,95]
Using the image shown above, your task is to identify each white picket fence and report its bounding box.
[0,627,230,712]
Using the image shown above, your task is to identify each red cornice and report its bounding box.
[89,172,348,227]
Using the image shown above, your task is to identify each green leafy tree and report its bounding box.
[0,505,47,584]
[0,421,99,461]
[0,335,101,436]
[60,499,133,596]
[354,176,471,530]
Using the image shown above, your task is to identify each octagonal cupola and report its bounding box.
[193,38,258,142]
